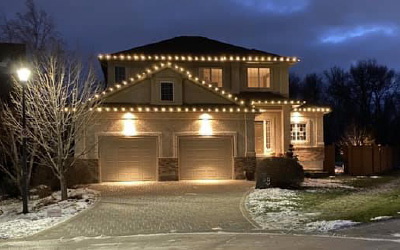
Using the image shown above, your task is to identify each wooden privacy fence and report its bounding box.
[323,145,335,175]
[343,145,399,175]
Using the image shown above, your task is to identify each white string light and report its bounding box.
[67,106,259,113]
[100,61,247,106]
[293,107,331,113]
[251,100,307,105]
[98,53,300,63]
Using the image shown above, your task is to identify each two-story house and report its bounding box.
[78,36,330,182]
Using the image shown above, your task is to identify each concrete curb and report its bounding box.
[239,186,261,229]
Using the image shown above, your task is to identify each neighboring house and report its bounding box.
[78,36,330,182]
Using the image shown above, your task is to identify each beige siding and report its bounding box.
[104,79,151,104]
[105,60,292,97]
[78,112,256,160]
[182,80,232,104]
[104,68,234,105]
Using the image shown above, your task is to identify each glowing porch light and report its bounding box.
[122,113,136,136]
[291,112,302,124]
[199,113,213,136]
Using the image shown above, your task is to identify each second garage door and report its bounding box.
[179,137,233,180]
[99,137,157,182]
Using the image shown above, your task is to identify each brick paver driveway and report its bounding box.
[29,180,257,240]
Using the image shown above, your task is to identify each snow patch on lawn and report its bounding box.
[0,188,98,239]
[305,220,359,232]
[302,178,354,189]
[246,188,357,232]
[370,216,392,221]
[370,176,381,179]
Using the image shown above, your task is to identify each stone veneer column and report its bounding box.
[234,156,256,179]
[158,157,179,181]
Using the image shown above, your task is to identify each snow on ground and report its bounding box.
[246,187,358,232]
[370,216,393,221]
[301,178,354,189]
[305,220,359,231]
[0,188,98,239]
[246,188,312,231]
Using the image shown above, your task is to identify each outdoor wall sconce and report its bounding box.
[122,112,137,136]
[199,113,213,136]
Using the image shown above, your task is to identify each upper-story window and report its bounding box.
[199,68,222,87]
[115,66,126,83]
[247,68,270,88]
[160,82,174,101]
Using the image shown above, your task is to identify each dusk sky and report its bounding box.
[1,0,400,75]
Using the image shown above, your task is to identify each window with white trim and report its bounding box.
[265,120,271,149]
[247,68,271,88]
[115,66,126,83]
[199,68,222,87]
[160,82,174,101]
[290,123,307,141]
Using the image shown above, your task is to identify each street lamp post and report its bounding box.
[17,67,31,214]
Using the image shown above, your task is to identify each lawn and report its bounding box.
[298,187,400,223]
[246,170,400,232]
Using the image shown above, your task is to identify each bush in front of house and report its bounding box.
[255,157,304,189]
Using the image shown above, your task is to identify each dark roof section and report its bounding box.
[236,92,288,101]
[112,36,280,57]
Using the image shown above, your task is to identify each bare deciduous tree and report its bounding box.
[24,49,100,200]
[339,123,375,146]
[0,0,60,52]
[0,85,37,211]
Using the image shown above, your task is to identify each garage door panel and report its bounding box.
[100,137,157,182]
[179,137,233,180]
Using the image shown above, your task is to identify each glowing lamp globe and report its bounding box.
[17,68,31,82]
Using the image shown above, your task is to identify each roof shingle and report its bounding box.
[112,36,280,56]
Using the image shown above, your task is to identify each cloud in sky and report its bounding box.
[231,0,310,14]
[321,25,397,44]
[1,0,400,76]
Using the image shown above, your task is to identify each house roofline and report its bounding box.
[98,53,300,64]
[79,105,259,114]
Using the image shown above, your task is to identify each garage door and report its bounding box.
[99,137,157,181]
[179,137,233,180]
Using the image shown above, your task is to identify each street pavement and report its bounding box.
[336,218,400,240]
[1,180,400,249]
[1,232,399,249]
